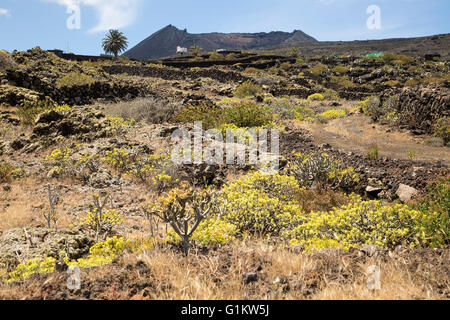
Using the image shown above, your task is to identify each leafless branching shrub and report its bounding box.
[142,187,216,255]
[42,185,59,229]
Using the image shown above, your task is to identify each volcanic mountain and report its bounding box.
[124,24,318,60]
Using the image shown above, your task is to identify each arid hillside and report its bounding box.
[0,47,448,300]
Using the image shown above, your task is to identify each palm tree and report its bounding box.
[102,29,129,58]
[189,45,202,57]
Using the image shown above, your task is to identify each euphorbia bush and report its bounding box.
[219,171,302,236]
[286,200,430,251]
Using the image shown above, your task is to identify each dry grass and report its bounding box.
[1,240,448,300]
[0,177,89,231]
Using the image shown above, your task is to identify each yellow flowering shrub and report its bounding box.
[103,147,174,189]
[220,171,303,236]
[293,105,315,122]
[46,146,73,169]
[106,114,136,135]
[8,257,56,282]
[52,104,71,115]
[6,237,151,282]
[79,208,122,231]
[65,236,128,268]
[218,97,241,106]
[146,184,217,255]
[288,152,359,190]
[46,146,100,182]
[219,123,255,143]
[317,109,347,120]
[307,93,325,101]
[286,200,429,251]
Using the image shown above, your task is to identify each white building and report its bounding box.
[177,46,188,55]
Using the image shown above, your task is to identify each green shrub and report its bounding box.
[295,56,305,65]
[330,75,356,88]
[360,96,383,121]
[173,103,222,129]
[392,54,414,66]
[102,147,173,188]
[234,81,264,98]
[383,80,400,87]
[308,63,327,76]
[266,98,299,120]
[287,152,359,190]
[188,45,202,57]
[17,100,54,125]
[223,102,273,128]
[332,65,350,74]
[286,200,430,251]
[406,149,417,161]
[46,146,75,175]
[289,47,299,58]
[208,52,223,60]
[293,104,315,122]
[173,102,273,130]
[414,178,450,247]
[434,118,450,146]
[243,67,264,74]
[377,52,398,63]
[55,72,96,88]
[280,62,291,71]
[322,89,340,100]
[366,144,379,160]
[0,161,14,183]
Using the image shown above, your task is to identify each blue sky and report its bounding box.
[0,0,449,55]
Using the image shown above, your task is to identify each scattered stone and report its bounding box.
[360,244,384,257]
[396,184,419,203]
[273,276,289,285]
[242,272,258,284]
[365,185,383,198]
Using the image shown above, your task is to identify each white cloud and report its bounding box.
[44,0,141,33]
[0,8,11,17]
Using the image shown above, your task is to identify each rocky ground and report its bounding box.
[0,48,448,300]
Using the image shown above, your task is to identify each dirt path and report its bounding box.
[294,115,450,165]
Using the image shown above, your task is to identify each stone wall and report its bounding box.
[102,65,250,83]
[380,85,449,134]
[6,69,146,106]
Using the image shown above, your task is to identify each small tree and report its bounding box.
[143,184,216,255]
[289,47,299,58]
[102,29,129,58]
[42,185,59,229]
[79,193,122,243]
[189,45,202,57]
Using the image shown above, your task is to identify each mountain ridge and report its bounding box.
[125,24,318,60]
